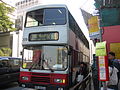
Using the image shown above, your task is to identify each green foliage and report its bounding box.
[0,50,4,56]
[0,48,12,56]
[0,3,16,32]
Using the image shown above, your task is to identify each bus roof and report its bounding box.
[26,4,67,12]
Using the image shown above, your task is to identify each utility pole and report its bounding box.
[99,7,107,90]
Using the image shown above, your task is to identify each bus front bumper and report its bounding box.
[19,83,69,90]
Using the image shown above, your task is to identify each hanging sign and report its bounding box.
[95,41,107,56]
[98,56,109,81]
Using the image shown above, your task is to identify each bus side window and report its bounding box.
[69,12,75,31]
[72,50,79,67]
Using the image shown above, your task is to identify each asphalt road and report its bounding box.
[0,82,35,90]
[1,80,120,90]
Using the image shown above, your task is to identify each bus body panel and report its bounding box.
[20,68,69,74]
[19,71,69,90]
[22,25,68,45]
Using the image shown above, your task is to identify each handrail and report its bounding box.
[70,73,91,90]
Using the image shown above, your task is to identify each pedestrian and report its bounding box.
[108,52,120,81]
[76,62,88,82]
[107,52,120,90]
[75,62,89,90]
[79,62,89,78]
[91,54,99,90]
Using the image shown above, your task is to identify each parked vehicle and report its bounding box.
[0,57,22,86]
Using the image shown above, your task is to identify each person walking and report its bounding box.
[107,52,120,90]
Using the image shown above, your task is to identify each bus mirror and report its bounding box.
[68,46,73,55]
[20,51,23,55]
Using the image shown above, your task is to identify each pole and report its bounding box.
[103,81,107,90]
[99,9,108,90]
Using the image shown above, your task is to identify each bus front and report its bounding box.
[19,5,70,90]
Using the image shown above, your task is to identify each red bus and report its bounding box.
[19,4,90,90]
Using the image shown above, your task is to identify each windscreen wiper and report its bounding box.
[43,60,54,72]
[29,59,41,71]
[29,63,36,71]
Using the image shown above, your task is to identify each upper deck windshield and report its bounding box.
[25,8,66,27]
[22,46,68,71]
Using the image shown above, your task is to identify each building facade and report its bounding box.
[15,0,42,29]
[0,1,22,57]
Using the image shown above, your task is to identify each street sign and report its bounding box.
[88,16,100,39]
[98,56,109,81]
[95,41,109,81]
[95,41,107,56]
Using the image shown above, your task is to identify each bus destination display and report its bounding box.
[29,32,59,41]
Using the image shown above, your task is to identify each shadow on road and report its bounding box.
[0,82,19,90]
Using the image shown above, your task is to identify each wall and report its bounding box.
[102,25,120,59]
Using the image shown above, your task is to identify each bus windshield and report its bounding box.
[22,46,68,71]
[25,8,66,27]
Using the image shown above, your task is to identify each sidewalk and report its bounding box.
[91,79,120,90]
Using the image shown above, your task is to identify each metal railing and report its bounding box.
[70,73,92,90]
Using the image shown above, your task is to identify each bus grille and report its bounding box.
[31,73,50,83]
[32,73,50,76]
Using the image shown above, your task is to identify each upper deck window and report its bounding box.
[25,8,66,27]
[26,9,44,27]
[44,8,66,25]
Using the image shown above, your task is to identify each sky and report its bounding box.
[3,0,95,13]
[3,0,95,40]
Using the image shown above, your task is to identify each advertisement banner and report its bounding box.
[88,16,100,39]
[98,56,109,81]
[96,41,107,56]
[110,43,120,59]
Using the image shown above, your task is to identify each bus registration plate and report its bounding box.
[35,86,46,90]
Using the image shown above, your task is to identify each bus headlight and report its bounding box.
[54,79,65,84]
[22,76,29,80]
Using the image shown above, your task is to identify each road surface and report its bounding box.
[1,82,35,90]
[1,80,120,90]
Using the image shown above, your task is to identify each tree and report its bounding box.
[0,49,4,56]
[0,48,12,56]
[0,2,16,32]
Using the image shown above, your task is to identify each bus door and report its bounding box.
[68,47,79,86]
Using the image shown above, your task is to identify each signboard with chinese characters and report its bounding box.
[88,16,100,39]
[98,56,109,81]
[95,41,107,56]
[29,32,59,41]
[95,41,109,81]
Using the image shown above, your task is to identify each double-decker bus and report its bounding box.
[19,4,90,90]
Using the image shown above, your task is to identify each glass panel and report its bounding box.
[43,46,68,70]
[25,8,66,27]
[22,46,68,70]
[25,9,43,27]
[44,8,66,25]
[23,47,42,69]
